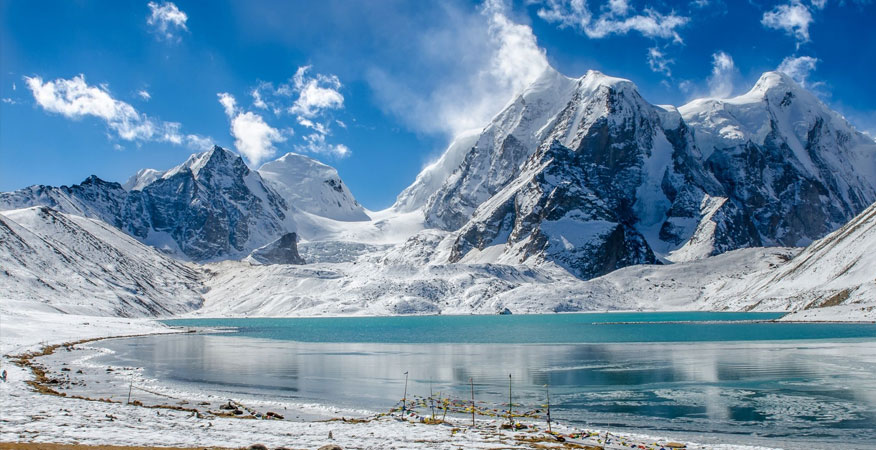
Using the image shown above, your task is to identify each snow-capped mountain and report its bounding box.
[418,66,580,230]
[395,67,876,279]
[681,71,876,247]
[0,206,203,317]
[0,146,292,261]
[393,129,481,213]
[258,152,369,222]
[396,69,736,277]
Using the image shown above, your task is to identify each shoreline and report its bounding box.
[1,313,789,450]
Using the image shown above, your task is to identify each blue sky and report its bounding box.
[2,0,874,209]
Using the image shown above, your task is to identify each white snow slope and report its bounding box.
[704,200,876,321]
[258,152,370,222]
[0,206,203,317]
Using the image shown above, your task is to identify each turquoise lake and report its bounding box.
[92,312,876,449]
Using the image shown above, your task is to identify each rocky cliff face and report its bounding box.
[443,71,741,278]
[421,67,579,230]
[681,72,876,248]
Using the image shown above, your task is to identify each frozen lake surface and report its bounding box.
[90,313,876,449]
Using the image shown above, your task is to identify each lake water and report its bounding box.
[94,313,876,449]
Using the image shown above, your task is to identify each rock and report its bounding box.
[248,232,305,265]
[498,307,512,315]
[248,444,268,450]
[317,445,343,450]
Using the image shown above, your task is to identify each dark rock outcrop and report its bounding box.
[249,232,305,265]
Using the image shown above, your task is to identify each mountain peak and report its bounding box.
[123,168,164,191]
[273,152,333,170]
[580,70,637,93]
[522,65,573,95]
[258,152,370,222]
[750,71,799,94]
[164,145,244,180]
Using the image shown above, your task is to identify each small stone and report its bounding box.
[248,444,268,450]
[318,445,343,450]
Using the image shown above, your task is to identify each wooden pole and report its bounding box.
[546,383,552,433]
[508,374,513,426]
[127,378,133,404]
[469,377,475,427]
[402,371,408,414]
[430,379,435,419]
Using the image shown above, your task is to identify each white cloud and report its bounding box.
[367,0,549,137]
[647,47,673,76]
[231,112,286,166]
[484,1,550,98]
[251,88,267,109]
[287,66,344,118]
[761,1,813,43]
[237,68,350,159]
[777,55,819,87]
[147,1,188,42]
[810,0,827,10]
[707,51,737,98]
[185,134,214,151]
[297,133,350,158]
[2,98,16,104]
[137,89,151,101]
[537,0,690,43]
[678,79,694,93]
[297,116,329,135]
[217,92,286,166]
[25,74,188,143]
[217,92,237,117]
[608,0,629,15]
